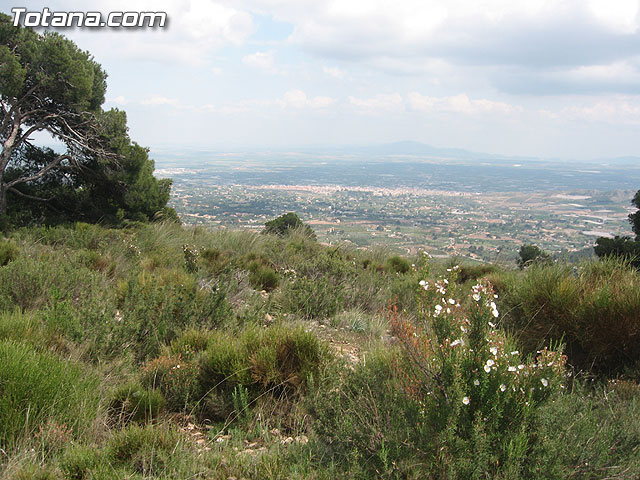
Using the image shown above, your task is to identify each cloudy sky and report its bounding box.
[5,0,640,159]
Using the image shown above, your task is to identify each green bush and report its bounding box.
[198,324,329,420]
[60,444,101,480]
[499,258,640,376]
[248,263,280,292]
[140,354,200,411]
[313,265,568,478]
[277,276,344,320]
[107,383,165,425]
[0,340,99,452]
[386,255,411,274]
[0,254,111,313]
[111,270,232,361]
[310,349,420,476]
[169,328,212,360]
[0,238,19,266]
[105,424,188,477]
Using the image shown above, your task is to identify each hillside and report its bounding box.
[1,221,639,479]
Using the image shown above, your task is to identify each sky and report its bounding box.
[4,0,640,159]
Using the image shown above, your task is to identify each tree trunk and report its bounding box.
[0,184,7,217]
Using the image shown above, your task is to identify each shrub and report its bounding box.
[111,270,232,361]
[140,354,200,411]
[456,263,497,284]
[277,276,344,320]
[386,255,411,274]
[248,264,279,292]
[314,264,567,478]
[169,328,212,360]
[198,324,329,421]
[107,383,165,425]
[105,424,184,477]
[60,444,101,480]
[0,238,19,266]
[500,258,640,376]
[310,348,420,476]
[0,254,110,313]
[263,212,316,239]
[0,340,99,452]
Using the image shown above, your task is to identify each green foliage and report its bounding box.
[499,258,640,376]
[140,354,200,412]
[532,380,640,478]
[107,383,165,425]
[631,189,640,240]
[386,254,411,274]
[0,242,112,314]
[594,190,640,268]
[517,244,552,269]
[310,349,420,476]
[0,340,99,452]
[456,263,497,284]
[0,15,173,226]
[263,212,316,239]
[60,444,101,480]
[112,270,232,361]
[594,235,640,268]
[105,424,184,476]
[0,238,18,265]
[277,275,345,319]
[199,324,329,420]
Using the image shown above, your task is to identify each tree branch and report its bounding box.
[8,186,52,202]
[6,154,71,188]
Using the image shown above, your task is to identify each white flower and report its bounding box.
[486,359,495,367]
[419,280,426,286]
[474,379,480,386]
[508,366,517,372]
[462,396,470,405]
[451,339,463,347]
[435,304,442,312]
[518,364,525,370]
[488,322,496,329]
[541,378,549,387]
[490,347,498,356]
[448,298,456,305]
[484,365,491,373]
[472,293,481,302]
[500,384,506,392]
[460,325,468,333]
[511,351,519,355]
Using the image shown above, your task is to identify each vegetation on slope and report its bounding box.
[0,221,639,479]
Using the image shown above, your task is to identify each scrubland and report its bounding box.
[0,222,639,479]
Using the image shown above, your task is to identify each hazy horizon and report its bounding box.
[7,0,640,161]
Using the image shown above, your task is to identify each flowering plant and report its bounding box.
[390,263,567,470]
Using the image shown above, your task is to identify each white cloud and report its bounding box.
[323,66,345,79]
[280,90,335,108]
[141,95,182,107]
[348,93,404,113]
[407,92,521,115]
[243,50,278,73]
[107,95,127,105]
[60,0,255,66]
[541,97,640,123]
